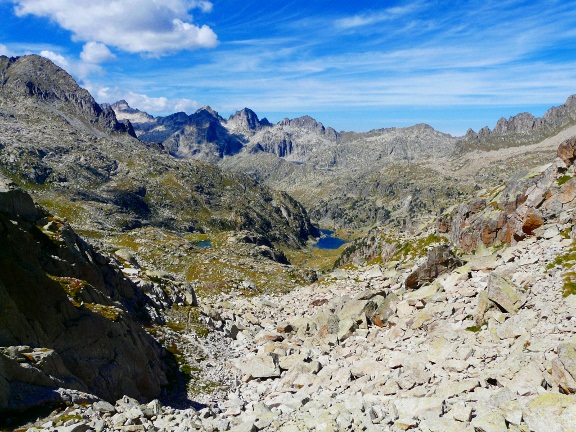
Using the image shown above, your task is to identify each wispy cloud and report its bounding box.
[335,3,423,29]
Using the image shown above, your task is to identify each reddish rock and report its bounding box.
[522,208,544,235]
[310,298,328,307]
[557,137,576,167]
[481,226,497,246]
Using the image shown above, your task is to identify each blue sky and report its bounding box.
[1,0,576,135]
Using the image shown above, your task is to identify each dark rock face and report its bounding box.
[0,177,168,414]
[405,245,463,289]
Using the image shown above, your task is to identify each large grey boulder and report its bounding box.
[551,343,576,393]
[235,353,281,380]
[486,273,528,313]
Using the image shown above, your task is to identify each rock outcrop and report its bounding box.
[0,56,135,137]
[444,136,576,252]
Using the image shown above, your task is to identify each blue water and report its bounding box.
[196,240,212,248]
[314,229,346,250]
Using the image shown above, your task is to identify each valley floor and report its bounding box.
[20,225,576,431]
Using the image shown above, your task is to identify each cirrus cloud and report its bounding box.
[12,0,218,55]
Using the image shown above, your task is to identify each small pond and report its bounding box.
[314,229,347,250]
[196,240,212,249]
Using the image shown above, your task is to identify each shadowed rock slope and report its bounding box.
[0,176,168,415]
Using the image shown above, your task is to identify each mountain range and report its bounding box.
[112,94,576,230]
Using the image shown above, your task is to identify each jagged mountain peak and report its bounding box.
[228,107,272,132]
[111,99,131,110]
[194,105,223,121]
[110,100,155,126]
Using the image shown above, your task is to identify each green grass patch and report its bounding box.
[465,323,486,332]
[391,233,448,262]
[84,303,122,321]
[558,175,573,186]
[546,242,576,297]
[48,275,89,305]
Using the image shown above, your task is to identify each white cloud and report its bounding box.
[89,85,199,114]
[335,3,422,29]
[40,49,105,80]
[39,50,71,70]
[80,42,116,63]
[13,0,218,55]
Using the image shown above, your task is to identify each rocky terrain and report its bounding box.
[3,53,576,431]
[0,176,170,415]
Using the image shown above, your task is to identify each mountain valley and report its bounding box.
[2,54,576,432]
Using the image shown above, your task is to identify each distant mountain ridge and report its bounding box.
[112,100,455,166]
[459,95,576,151]
[113,95,576,165]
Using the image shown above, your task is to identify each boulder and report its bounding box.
[405,245,462,289]
[485,273,527,313]
[235,353,281,379]
[551,343,576,393]
[522,208,544,235]
[471,411,507,432]
[524,393,576,432]
[392,397,444,421]
[557,137,576,167]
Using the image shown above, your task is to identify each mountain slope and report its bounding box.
[459,95,576,151]
[114,95,576,232]
[0,55,318,247]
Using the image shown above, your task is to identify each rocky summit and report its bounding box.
[2,54,576,432]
